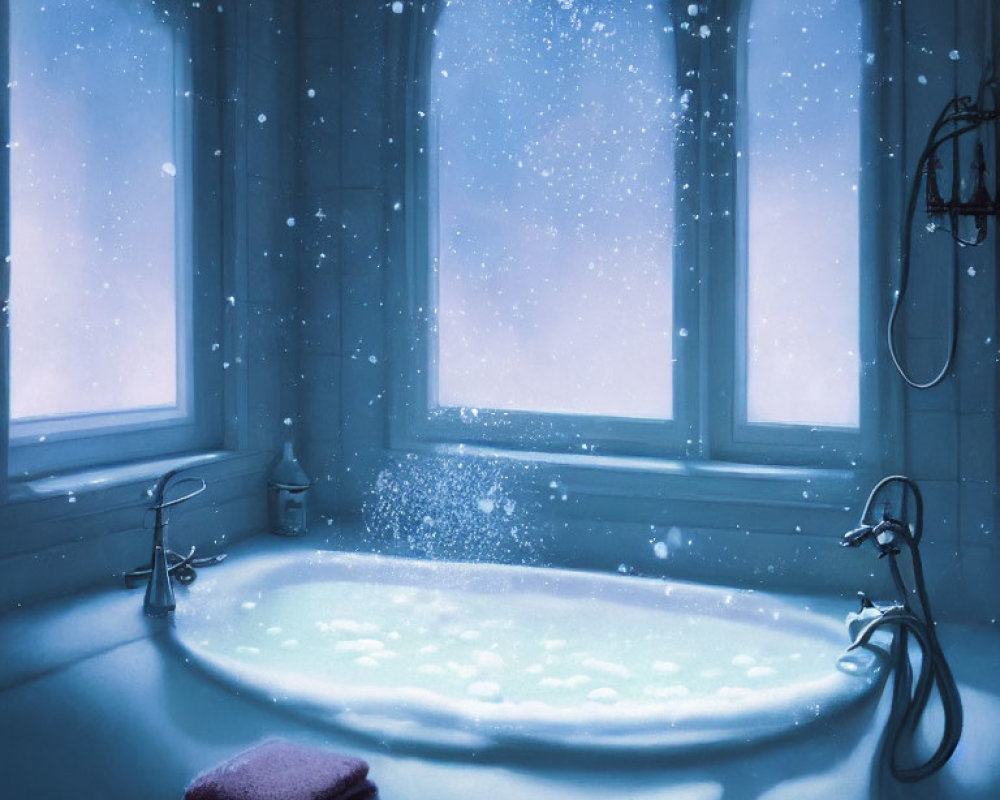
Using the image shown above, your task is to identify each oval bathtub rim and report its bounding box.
[166,546,888,759]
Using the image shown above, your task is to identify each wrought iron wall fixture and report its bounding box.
[888,71,1000,389]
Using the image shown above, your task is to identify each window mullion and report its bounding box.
[670,2,712,460]
[699,2,740,463]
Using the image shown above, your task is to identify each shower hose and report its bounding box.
[842,475,963,782]
[888,74,999,389]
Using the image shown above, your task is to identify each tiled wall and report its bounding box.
[297,0,999,619]
[296,0,341,519]
[237,0,301,450]
[897,0,1000,616]
[297,0,388,529]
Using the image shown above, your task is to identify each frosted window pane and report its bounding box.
[746,0,860,427]
[9,0,179,421]
[432,0,675,419]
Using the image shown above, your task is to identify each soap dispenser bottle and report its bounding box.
[268,424,311,536]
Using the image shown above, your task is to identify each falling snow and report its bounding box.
[364,454,543,563]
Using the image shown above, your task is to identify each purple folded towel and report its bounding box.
[184,738,377,800]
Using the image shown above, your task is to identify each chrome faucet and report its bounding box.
[841,513,904,558]
[125,468,225,617]
[841,475,962,782]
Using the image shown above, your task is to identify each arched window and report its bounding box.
[392,0,873,469]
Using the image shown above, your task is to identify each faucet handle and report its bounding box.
[124,546,227,589]
[150,476,207,510]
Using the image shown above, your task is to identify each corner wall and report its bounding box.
[298,0,388,527]
[895,0,1000,616]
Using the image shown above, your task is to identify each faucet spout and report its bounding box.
[144,544,175,617]
[132,468,209,617]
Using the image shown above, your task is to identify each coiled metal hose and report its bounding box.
[842,475,963,782]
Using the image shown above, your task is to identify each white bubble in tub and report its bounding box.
[587,687,619,703]
[748,666,777,678]
[468,681,502,701]
[646,685,691,700]
[475,650,505,670]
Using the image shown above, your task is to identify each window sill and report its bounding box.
[6,449,269,503]
[397,442,867,530]
[0,449,273,560]
[8,451,223,504]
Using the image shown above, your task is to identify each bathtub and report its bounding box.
[170,547,882,755]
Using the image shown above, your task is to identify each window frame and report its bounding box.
[710,0,882,469]
[3,0,224,478]
[388,0,691,459]
[386,0,894,475]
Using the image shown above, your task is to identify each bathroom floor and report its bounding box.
[1,542,998,800]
